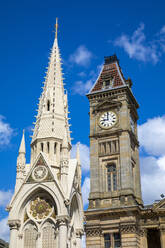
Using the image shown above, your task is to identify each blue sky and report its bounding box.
[0,0,165,241]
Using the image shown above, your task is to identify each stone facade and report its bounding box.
[85,55,165,248]
[7,21,84,248]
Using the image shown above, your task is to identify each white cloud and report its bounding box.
[72,80,93,96]
[138,115,165,156]
[138,115,165,204]
[0,217,10,241]
[0,116,13,147]
[78,72,86,77]
[0,190,12,207]
[160,25,165,34]
[159,25,165,52]
[72,63,103,95]
[82,177,90,206]
[141,155,165,204]
[69,46,93,66]
[71,143,90,173]
[114,23,165,63]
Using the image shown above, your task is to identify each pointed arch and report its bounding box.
[69,193,83,230]
[17,184,63,220]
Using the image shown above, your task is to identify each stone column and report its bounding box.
[8,220,20,248]
[76,229,84,248]
[57,216,69,248]
[139,228,148,248]
[36,232,42,248]
[160,227,165,248]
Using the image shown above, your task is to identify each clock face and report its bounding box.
[99,111,117,129]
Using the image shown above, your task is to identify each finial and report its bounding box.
[55,17,58,39]
[19,130,26,154]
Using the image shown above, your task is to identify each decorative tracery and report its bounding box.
[28,197,53,221]
[24,222,37,248]
[42,221,57,248]
[22,191,58,248]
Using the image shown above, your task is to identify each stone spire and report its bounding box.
[76,142,81,188]
[76,142,81,165]
[16,130,26,191]
[31,20,71,164]
[19,130,25,154]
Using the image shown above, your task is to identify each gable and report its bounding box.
[26,153,54,183]
[153,198,165,211]
[94,100,122,113]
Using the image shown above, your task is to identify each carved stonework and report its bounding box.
[73,175,79,191]
[24,211,29,223]
[32,165,48,181]
[27,165,53,183]
[160,227,165,233]
[61,160,69,168]
[139,228,147,237]
[64,199,70,207]
[56,215,69,226]
[120,225,137,234]
[28,196,53,221]
[76,228,84,238]
[8,220,21,230]
[86,228,102,237]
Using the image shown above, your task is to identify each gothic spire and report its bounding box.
[31,20,71,148]
[19,130,25,154]
[76,142,81,165]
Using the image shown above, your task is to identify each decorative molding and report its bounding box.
[18,234,23,239]
[120,224,137,234]
[56,215,69,226]
[85,228,102,237]
[8,220,21,230]
[76,228,84,238]
[64,199,70,207]
[160,227,165,233]
[139,228,147,237]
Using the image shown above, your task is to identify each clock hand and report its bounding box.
[107,112,109,121]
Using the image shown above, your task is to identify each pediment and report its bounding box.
[26,153,54,183]
[94,100,122,113]
[153,198,165,211]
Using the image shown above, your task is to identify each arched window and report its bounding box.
[47,142,50,153]
[41,143,44,152]
[24,222,37,248]
[42,221,56,248]
[107,163,117,192]
[47,100,50,111]
[54,142,57,154]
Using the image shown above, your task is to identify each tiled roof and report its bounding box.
[90,55,126,93]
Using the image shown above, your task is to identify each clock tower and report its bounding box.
[85,55,143,248]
